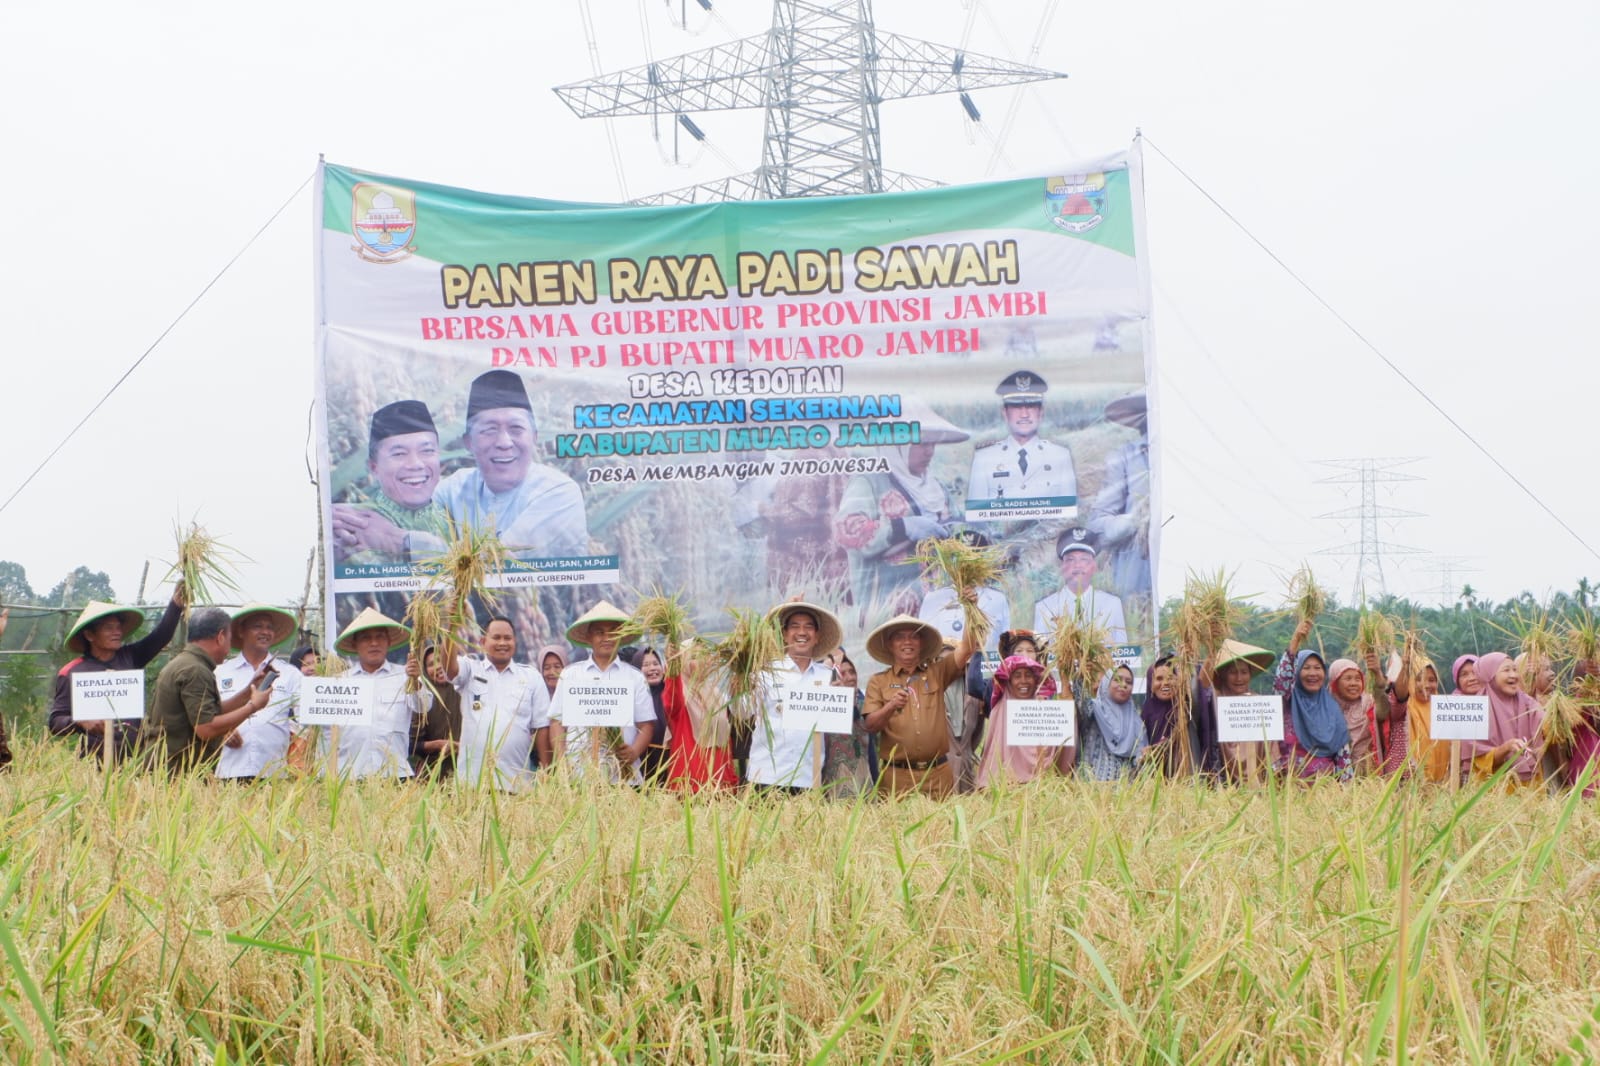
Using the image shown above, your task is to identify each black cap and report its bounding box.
[467,370,534,423]
[996,370,1048,405]
[953,528,992,549]
[1055,526,1098,558]
[369,400,437,444]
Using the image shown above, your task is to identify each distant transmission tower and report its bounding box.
[554,0,1067,204]
[1315,457,1426,602]
[1420,555,1482,607]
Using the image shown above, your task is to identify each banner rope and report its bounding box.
[0,171,315,521]
[1143,135,1600,566]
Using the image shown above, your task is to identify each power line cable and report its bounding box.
[0,172,314,520]
[1143,135,1600,566]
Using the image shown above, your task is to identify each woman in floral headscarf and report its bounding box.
[976,653,1072,787]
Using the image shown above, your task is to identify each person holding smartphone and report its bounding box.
[214,604,301,781]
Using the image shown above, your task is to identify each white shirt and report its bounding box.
[1032,585,1128,645]
[451,655,550,791]
[547,656,655,783]
[426,464,588,560]
[745,656,836,789]
[317,659,432,778]
[966,437,1077,501]
[918,586,1011,653]
[214,653,301,779]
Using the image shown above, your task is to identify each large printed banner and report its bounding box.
[315,147,1158,659]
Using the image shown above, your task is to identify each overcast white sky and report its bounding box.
[1,0,1595,611]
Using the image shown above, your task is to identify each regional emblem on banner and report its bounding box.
[351,183,417,263]
[1044,174,1107,234]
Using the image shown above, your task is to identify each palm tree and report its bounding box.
[1577,577,1594,611]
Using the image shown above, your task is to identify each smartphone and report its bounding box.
[256,668,280,693]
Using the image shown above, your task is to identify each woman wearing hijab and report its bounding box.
[1139,656,1195,776]
[635,648,672,784]
[1465,651,1546,790]
[833,405,969,618]
[1326,655,1399,776]
[976,653,1071,787]
[1451,655,1481,695]
[1393,655,1450,782]
[530,644,569,771]
[662,639,737,793]
[821,653,875,797]
[1079,664,1146,780]
[1272,639,1354,781]
[1564,659,1600,797]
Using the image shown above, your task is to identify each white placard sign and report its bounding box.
[555,678,632,728]
[298,676,376,726]
[782,685,854,735]
[70,670,145,721]
[1006,699,1076,747]
[1430,694,1490,741]
[1215,695,1285,743]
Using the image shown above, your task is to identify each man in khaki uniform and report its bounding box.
[861,614,977,799]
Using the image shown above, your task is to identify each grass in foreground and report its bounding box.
[1,740,1599,1064]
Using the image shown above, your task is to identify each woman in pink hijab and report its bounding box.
[976,654,1072,788]
[1565,659,1600,797]
[1465,651,1546,789]
[1325,656,1399,776]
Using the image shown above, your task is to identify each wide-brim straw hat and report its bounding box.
[766,601,843,659]
[230,603,297,651]
[1213,638,1274,674]
[335,607,410,654]
[65,601,147,655]
[1104,391,1147,428]
[866,614,944,667]
[566,600,632,647]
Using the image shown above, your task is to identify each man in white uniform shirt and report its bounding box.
[965,370,1077,505]
[442,615,550,791]
[215,604,301,781]
[1031,527,1127,644]
[321,607,430,778]
[745,600,844,793]
[548,601,655,783]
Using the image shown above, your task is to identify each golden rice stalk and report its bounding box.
[1172,569,1241,664]
[1562,610,1600,668]
[417,518,511,637]
[1539,691,1583,751]
[1284,563,1327,628]
[1353,608,1398,666]
[402,591,446,694]
[1508,605,1559,692]
[707,608,784,717]
[1048,610,1116,702]
[1573,674,1600,709]
[1400,627,1430,688]
[913,536,1004,649]
[621,591,695,677]
[166,520,244,612]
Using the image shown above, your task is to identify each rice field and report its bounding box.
[2,738,1598,1064]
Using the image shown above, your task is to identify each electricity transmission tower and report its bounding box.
[1315,458,1426,602]
[1420,556,1482,607]
[554,0,1067,204]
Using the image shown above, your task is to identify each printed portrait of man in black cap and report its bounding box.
[1031,526,1127,644]
[430,369,588,559]
[330,399,447,563]
[965,369,1078,509]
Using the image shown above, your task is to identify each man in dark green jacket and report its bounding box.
[144,607,271,774]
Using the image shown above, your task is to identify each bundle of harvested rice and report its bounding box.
[914,536,1004,650]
